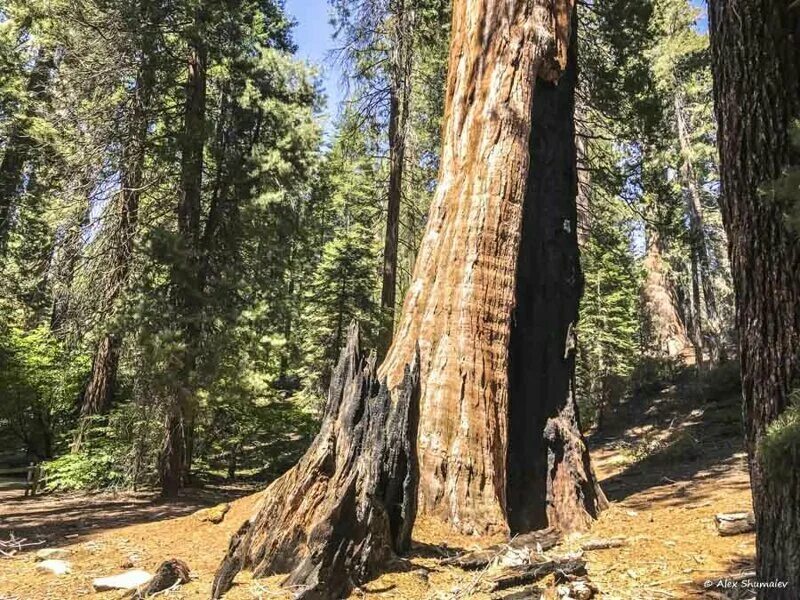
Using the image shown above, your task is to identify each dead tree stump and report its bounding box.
[212,324,420,599]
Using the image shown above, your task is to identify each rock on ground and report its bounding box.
[194,503,230,524]
[34,548,71,561]
[92,569,153,591]
[35,559,71,576]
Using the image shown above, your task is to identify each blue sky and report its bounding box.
[284,0,344,131]
[284,0,710,125]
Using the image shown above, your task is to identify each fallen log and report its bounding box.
[714,512,755,536]
[442,528,561,570]
[580,537,628,551]
[487,555,587,592]
[137,559,190,597]
[212,324,420,600]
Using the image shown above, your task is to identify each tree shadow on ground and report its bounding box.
[588,385,747,504]
[0,484,257,552]
[677,555,757,599]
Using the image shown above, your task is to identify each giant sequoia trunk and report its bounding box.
[708,1,800,596]
[641,230,695,364]
[378,0,604,536]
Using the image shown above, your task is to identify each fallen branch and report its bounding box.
[0,535,46,558]
[580,537,628,551]
[487,554,586,592]
[442,529,561,571]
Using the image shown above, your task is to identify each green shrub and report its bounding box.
[760,390,800,480]
[43,448,124,492]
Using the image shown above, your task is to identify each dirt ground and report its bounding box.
[0,389,755,599]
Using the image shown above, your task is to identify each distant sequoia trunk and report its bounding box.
[709,1,799,597]
[214,0,605,596]
[641,229,695,365]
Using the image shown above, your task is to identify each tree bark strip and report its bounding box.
[708,0,800,595]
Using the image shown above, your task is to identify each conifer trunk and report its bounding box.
[380,0,414,351]
[214,5,605,595]
[213,325,420,599]
[378,0,604,536]
[641,229,694,363]
[74,23,155,452]
[708,1,800,595]
[161,34,207,497]
[674,92,715,367]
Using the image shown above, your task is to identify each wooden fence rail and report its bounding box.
[0,463,41,496]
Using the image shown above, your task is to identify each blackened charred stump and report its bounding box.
[212,323,420,599]
[506,10,606,535]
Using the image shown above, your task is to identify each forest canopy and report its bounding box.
[2,0,799,596]
[0,0,735,493]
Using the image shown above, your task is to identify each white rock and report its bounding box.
[92,570,153,591]
[36,559,72,575]
[35,548,71,561]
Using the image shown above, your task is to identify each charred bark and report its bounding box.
[708,1,800,595]
[378,0,595,537]
[506,22,606,534]
[212,324,420,599]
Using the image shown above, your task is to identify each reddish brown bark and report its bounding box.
[641,231,695,364]
[378,0,603,536]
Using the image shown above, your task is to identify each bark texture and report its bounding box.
[379,0,602,536]
[506,30,605,533]
[708,1,800,596]
[212,324,421,599]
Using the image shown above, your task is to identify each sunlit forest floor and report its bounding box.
[0,387,755,599]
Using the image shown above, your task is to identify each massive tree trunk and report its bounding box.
[708,1,800,596]
[0,51,53,250]
[379,0,414,352]
[213,325,420,599]
[161,34,207,498]
[378,0,604,536]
